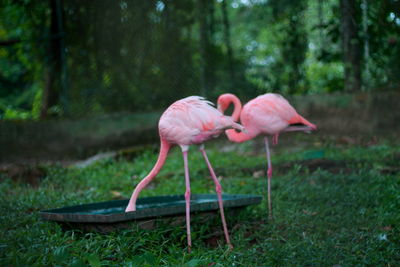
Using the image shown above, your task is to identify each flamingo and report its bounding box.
[217,93,317,219]
[125,96,245,251]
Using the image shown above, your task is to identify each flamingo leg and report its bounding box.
[181,146,192,252]
[272,134,279,146]
[199,145,232,249]
[264,137,273,220]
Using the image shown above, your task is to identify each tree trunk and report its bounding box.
[318,0,324,43]
[221,0,235,83]
[362,0,370,90]
[208,0,215,41]
[41,0,65,118]
[340,0,362,92]
[197,0,210,96]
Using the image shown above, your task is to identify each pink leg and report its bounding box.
[199,145,232,248]
[181,146,192,252]
[264,137,273,220]
[272,134,279,146]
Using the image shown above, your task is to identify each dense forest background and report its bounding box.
[0,0,399,119]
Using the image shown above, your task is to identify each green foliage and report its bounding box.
[0,0,48,119]
[366,0,400,89]
[306,61,344,93]
[0,138,399,265]
[0,0,399,120]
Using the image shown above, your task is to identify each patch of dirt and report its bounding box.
[378,166,400,175]
[0,164,47,187]
[205,235,220,248]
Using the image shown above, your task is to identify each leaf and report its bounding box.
[185,259,203,267]
[87,254,101,267]
[53,246,70,263]
[70,258,86,267]
[127,252,157,267]
[126,258,144,266]
[142,252,157,266]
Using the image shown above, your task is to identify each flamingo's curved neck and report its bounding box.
[219,94,242,122]
[225,128,257,143]
[230,96,242,122]
[125,138,171,212]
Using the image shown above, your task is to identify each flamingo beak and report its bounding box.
[239,125,248,133]
[306,123,317,133]
[303,125,317,134]
[231,122,247,133]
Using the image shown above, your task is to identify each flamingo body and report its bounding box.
[159,96,239,146]
[126,96,243,251]
[241,94,297,136]
[218,93,317,218]
[221,93,316,143]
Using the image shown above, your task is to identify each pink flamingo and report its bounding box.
[217,93,317,219]
[125,96,244,251]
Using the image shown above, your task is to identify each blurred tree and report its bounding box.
[41,0,67,118]
[0,0,48,119]
[361,0,370,90]
[197,0,216,97]
[221,0,236,84]
[1,0,399,120]
[367,0,400,89]
[340,0,362,92]
[269,0,309,94]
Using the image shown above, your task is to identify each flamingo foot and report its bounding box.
[125,196,137,212]
[125,206,136,212]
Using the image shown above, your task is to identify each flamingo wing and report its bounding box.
[159,96,242,145]
[241,94,298,135]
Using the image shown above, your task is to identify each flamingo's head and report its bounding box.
[217,93,235,114]
[217,93,242,123]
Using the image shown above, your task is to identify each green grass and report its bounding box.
[1,137,399,266]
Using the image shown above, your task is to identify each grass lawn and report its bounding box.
[1,135,399,266]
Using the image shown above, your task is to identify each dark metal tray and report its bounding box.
[40,194,262,224]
